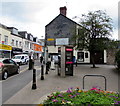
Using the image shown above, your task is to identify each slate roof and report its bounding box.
[45,14,81,27]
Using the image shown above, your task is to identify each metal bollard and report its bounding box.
[32,59,34,69]
[28,59,33,70]
[45,62,49,74]
[76,61,77,67]
[32,69,37,90]
[41,65,44,80]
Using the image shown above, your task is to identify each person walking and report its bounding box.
[40,56,43,64]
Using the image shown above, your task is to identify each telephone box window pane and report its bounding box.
[77,52,84,62]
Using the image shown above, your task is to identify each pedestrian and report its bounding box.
[40,55,43,64]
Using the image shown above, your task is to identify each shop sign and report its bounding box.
[56,38,69,45]
[0,44,12,51]
[47,38,54,41]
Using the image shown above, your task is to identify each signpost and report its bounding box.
[56,38,69,46]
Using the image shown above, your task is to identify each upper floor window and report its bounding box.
[13,28,18,35]
[28,42,29,48]
[25,33,27,39]
[19,41,22,47]
[16,40,18,47]
[30,43,32,49]
[30,35,33,41]
[4,35,8,45]
[11,39,14,46]
[25,41,29,48]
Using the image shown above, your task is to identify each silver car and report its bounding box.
[0,58,20,80]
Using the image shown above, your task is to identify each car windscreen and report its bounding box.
[13,56,21,59]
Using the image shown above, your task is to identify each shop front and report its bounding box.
[11,47,23,57]
[0,44,12,58]
[33,44,42,59]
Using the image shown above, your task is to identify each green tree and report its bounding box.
[73,10,113,67]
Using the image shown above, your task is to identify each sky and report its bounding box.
[0,0,119,40]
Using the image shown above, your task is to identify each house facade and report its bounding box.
[8,27,23,57]
[33,37,43,59]
[0,24,12,58]
[0,23,43,59]
[18,31,34,58]
[45,6,107,64]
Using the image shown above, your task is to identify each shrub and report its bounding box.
[115,49,120,70]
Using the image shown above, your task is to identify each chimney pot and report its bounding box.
[60,6,67,16]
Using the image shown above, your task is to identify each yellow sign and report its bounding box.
[0,44,12,51]
[47,38,54,41]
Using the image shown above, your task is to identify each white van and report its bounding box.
[12,54,29,65]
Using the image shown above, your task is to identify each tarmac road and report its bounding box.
[2,60,41,103]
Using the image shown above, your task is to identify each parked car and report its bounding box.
[0,58,20,80]
[12,54,29,65]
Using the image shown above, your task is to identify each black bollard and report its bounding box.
[32,59,34,69]
[28,58,33,70]
[45,62,49,74]
[32,69,37,90]
[41,65,44,80]
[76,60,77,67]
[58,65,60,76]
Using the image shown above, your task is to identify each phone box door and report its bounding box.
[65,46,73,76]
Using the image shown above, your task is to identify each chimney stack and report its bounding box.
[59,6,67,16]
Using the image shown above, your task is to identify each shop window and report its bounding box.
[0,51,2,58]
[85,52,88,58]
[77,52,84,62]
[1,51,11,58]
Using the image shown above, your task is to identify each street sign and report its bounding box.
[56,38,69,45]
[47,38,54,41]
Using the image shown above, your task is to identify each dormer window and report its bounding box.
[13,28,18,35]
[25,33,27,39]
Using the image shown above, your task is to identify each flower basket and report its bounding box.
[40,87,120,105]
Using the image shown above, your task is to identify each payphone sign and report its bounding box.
[66,48,73,51]
[65,47,73,64]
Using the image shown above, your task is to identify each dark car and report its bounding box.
[0,58,20,80]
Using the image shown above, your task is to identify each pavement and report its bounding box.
[2,63,119,105]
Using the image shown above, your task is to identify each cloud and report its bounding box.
[1,2,46,23]
[0,0,119,39]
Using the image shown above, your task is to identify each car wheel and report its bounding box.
[16,68,20,74]
[2,71,8,80]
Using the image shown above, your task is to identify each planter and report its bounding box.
[39,87,120,105]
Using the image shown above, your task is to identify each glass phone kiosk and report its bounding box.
[58,46,73,77]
